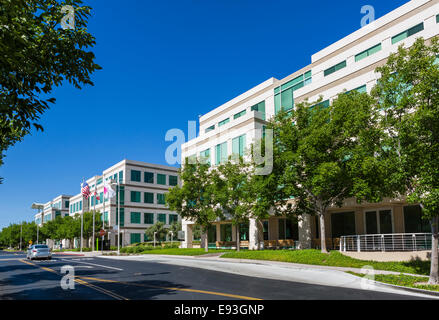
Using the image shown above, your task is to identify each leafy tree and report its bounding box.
[266,91,381,253]
[166,158,218,252]
[211,157,253,251]
[372,37,439,284]
[0,0,101,181]
[168,221,181,240]
[145,221,168,243]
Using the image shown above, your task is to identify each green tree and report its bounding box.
[266,91,382,253]
[168,221,181,241]
[372,37,439,284]
[145,221,168,244]
[211,157,253,251]
[166,158,218,252]
[0,0,101,181]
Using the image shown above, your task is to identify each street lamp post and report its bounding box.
[20,223,22,251]
[31,203,44,245]
[110,179,120,256]
[154,232,157,248]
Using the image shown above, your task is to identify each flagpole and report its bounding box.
[117,181,120,255]
[80,205,83,253]
[102,176,105,253]
[92,185,96,251]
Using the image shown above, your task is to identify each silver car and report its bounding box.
[27,244,52,260]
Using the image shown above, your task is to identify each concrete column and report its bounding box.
[200,232,207,249]
[298,214,312,249]
[249,218,262,250]
[216,224,221,242]
[182,222,193,248]
[231,225,236,242]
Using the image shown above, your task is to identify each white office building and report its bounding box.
[181,0,439,250]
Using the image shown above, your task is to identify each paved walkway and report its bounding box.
[341,250,430,262]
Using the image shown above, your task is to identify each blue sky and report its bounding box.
[0,0,408,228]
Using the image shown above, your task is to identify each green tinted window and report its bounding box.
[205,125,215,133]
[144,213,154,224]
[355,43,382,62]
[130,233,141,244]
[200,148,211,166]
[215,142,228,165]
[144,192,154,204]
[392,23,424,44]
[116,208,124,227]
[169,214,178,224]
[437,14,439,23]
[233,109,246,119]
[130,212,141,224]
[169,175,178,186]
[218,118,230,127]
[157,174,166,185]
[130,191,141,203]
[158,214,166,224]
[144,172,154,183]
[232,134,246,157]
[324,61,347,77]
[157,193,165,204]
[119,170,123,183]
[251,101,266,120]
[131,170,141,182]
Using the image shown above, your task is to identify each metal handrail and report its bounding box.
[339,233,433,252]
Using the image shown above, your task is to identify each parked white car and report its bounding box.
[27,244,52,260]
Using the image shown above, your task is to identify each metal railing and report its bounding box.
[339,233,433,252]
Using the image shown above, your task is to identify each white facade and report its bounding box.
[34,195,71,226]
[181,0,439,249]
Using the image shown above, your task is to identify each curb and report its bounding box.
[361,277,439,298]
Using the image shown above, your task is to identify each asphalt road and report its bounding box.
[0,250,431,300]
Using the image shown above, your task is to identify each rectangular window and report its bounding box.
[130,212,141,224]
[169,175,178,186]
[278,218,299,240]
[205,125,215,133]
[157,174,166,185]
[263,221,269,240]
[251,101,266,120]
[215,142,228,165]
[200,148,211,166]
[130,233,141,244]
[131,170,141,182]
[65,201,69,208]
[104,211,109,223]
[144,172,154,183]
[331,212,355,237]
[79,201,82,211]
[130,191,141,203]
[169,214,178,224]
[220,224,232,242]
[157,213,166,224]
[392,23,424,44]
[96,178,103,185]
[404,205,430,233]
[144,192,154,204]
[144,213,154,224]
[116,208,125,227]
[232,134,246,157]
[324,60,347,77]
[233,109,246,120]
[379,210,393,234]
[119,170,123,183]
[157,193,166,205]
[355,43,382,62]
[118,186,125,205]
[99,192,103,204]
[365,211,378,234]
[218,118,230,127]
[437,14,439,23]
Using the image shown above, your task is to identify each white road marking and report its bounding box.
[60,258,123,271]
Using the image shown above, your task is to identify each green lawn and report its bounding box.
[347,272,439,292]
[117,247,234,256]
[221,249,430,275]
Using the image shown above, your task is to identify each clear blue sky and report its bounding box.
[0,0,408,228]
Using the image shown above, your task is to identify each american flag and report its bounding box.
[81,181,91,199]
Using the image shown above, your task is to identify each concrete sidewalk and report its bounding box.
[54,250,116,257]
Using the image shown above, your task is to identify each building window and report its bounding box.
[233,109,246,120]
[130,212,141,224]
[200,148,211,166]
[131,170,141,182]
[355,43,382,62]
[79,200,82,211]
[205,125,215,133]
[392,22,424,45]
[130,191,141,203]
[116,208,125,227]
[157,193,166,205]
[310,99,330,112]
[144,213,154,224]
[365,210,393,234]
[404,205,430,233]
[117,186,125,205]
[215,142,228,165]
[144,192,154,204]
[331,212,355,237]
[119,170,123,183]
[99,192,103,204]
[263,221,269,240]
[437,14,439,23]
[220,224,232,242]
[157,174,166,185]
[104,211,109,223]
[144,172,154,183]
[218,118,230,127]
[65,201,69,208]
[239,223,249,241]
[130,233,141,244]
[169,214,178,224]
[208,225,217,243]
[169,175,178,186]
[251,101,266,120]
[232,134,246,157]
[157,213,166,224]
[278,218,299,240]
[324,60,347,77]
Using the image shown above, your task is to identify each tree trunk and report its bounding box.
[203,227,208,253]
[319,212,328,254]
[236,224,240,252]
[429,216,439,285]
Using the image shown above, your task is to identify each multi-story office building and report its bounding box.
[35,195,72,226]
[181,0,439,250]
[35,159,180,247]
